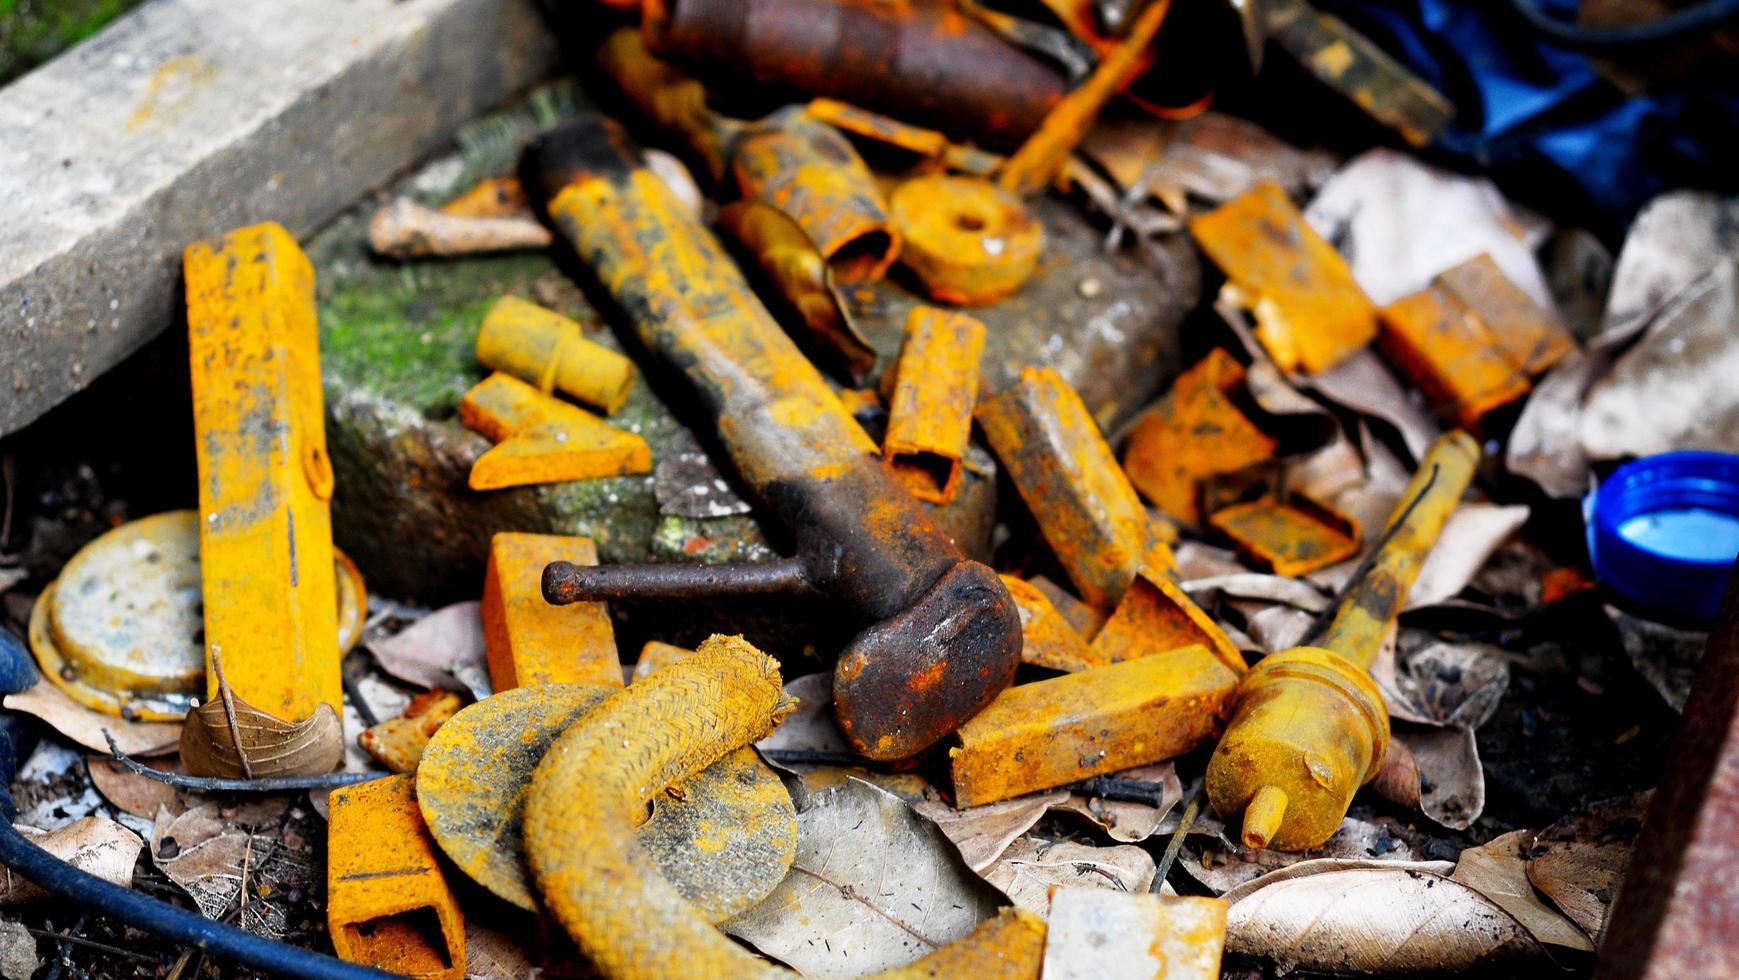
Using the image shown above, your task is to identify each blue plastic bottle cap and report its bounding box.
[1586,450,1739,625]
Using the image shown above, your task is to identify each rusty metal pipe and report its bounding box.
[544,557,818,601]
[642,0,1068,150]
[522,119,1020,761]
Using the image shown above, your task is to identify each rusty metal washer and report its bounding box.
[28,510,366,722]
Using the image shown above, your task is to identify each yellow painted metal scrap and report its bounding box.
[482,532,621,691]
[883,307,986,505]
[1087,568,1245,676]
[522,634,1047,978]
[183,222,341,726]
[476,295,636,414]
[457,372,651,490]
[890,175,1042,307]
[1207,431,1480,851]
[327,774,465,979]
[1122,349,1278,525]
[1000,575,1098,673]
[1189,182,1378,375]
[950,644,1240,808]
[975,366,1176,609]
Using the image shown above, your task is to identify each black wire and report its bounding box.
[1507,0,1739,51]
[0,630,389,980]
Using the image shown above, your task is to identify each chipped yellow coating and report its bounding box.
[950,644,1239,808]
[1207,431,1480,850]
[732,107,901,284]
[1433,252,1575,378]
[1000,575,1098,673]
[183,222,341,724]
[1206,493,1362,577]
[976,366,1176,608]
[1122,349,1278,525]
[1088,568,1245,676]
[524,635,1049,978]
[458,373,651,490]
[882,908,1047,979]
[1189,182,1377,374]
[327,774,465,979]
[1377,287,1529,431]
[883,307,987,504]
[890,175,1042,306]
[995,0,1170,197]
[477,295,636,414]
[482,533,621,691]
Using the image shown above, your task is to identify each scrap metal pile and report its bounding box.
[3,0,1738,977]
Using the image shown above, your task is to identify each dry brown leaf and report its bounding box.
[1384,636,1510,729]
[464,921,536,980]
[1368,737,1421,810]
[756,672,850,756]
[1182,574,1328,612]
[1452,831,1594,952]
[1307,350,1441,460]
[86,756,184,819]
[179,697,343,778]
[1608,604,1704,712]
[1183,810,1425,895]
[1172,542,1248,581]
[1525,792,1649,945]
[150,800,296,936]
[983,836,1156,915]
[1,816,143,905]
[366,600,487,692]
[1408,505,1530,609]
[723,776,1003,976]
[1399,725,1485,830]
[1054,762,1182,843]
[914,791,1068,872]
[1225,858,1541,973]
[2,681,180,756]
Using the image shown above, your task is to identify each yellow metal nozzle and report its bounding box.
[1241,785,1289,849]
[1207,430,1479,850]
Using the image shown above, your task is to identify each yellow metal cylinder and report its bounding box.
[1206,646,1388,850]
[476,295,636,414]
[1316,429,1480,669]
[1206,430,1480,850]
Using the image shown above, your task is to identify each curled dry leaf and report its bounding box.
[1407,505,1530,610]
[150,799,298,937]
[1384,636,1511,729]
[1307,350,1441,461]
[178,698,344,779]
[2,681,180,756]
[366,600,487,692]
[756,672,850,756]
[1368,736,1421,810]
[1,816,143,905]
[1398,724,1485,831]
[1183,810,1427,896]
[1182,574,1328,612]
[1054,761,1183,843]
[723,776,1004,976]
[1525,792,1650,945]
[87,756,184,820]
[1451,831,1594,952]
[1608,604,1704,712]
[1224,858,1541,974]
[982,836,1156,915]
[914,791,1068,872]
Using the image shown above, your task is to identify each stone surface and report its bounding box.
[0,0,558,436]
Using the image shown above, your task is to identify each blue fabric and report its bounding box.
[1311,0,1739,230]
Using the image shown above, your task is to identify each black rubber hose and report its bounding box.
[1507,0,1739,51]
[0,627,391,980]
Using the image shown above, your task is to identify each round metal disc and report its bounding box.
[28,509,367,721]
[417,683,797,920]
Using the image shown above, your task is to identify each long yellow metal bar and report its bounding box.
[183,222,341,725]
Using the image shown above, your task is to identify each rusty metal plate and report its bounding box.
[416,683,797,920]
[28,510,365,721]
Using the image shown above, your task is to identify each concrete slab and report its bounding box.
[0,0,557,435]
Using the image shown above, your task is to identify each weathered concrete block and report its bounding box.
[0,0,558,436]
